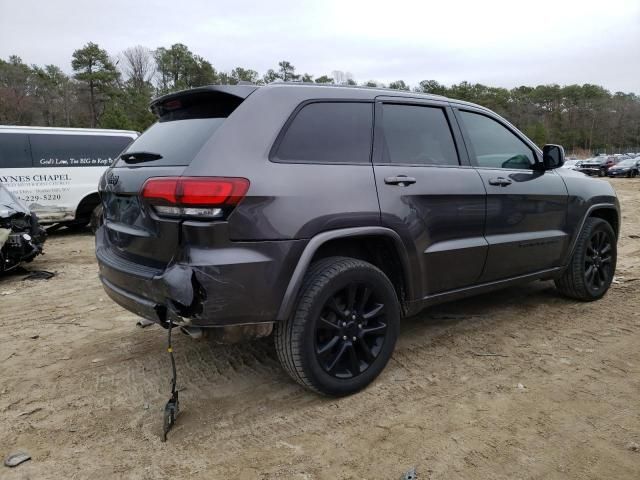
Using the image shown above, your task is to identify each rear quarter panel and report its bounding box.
[184,86,382,240]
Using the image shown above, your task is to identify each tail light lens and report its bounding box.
[141,177,249,219]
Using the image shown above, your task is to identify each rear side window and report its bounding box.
[30,134,133,167]
[458,110,535,170]
[380,104,459,166]
[0,133,31,168]
[273,102,373,164]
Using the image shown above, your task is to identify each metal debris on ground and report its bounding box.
[401,467,417,480]
[22,270,56,281]
[136,319,155,328]
[4,451,31,468]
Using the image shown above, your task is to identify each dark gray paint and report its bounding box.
[95,83,620,328]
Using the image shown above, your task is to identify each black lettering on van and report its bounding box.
[0,175,31,182]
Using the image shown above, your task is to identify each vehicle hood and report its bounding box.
[555,168,586,179]
[555,168,618,204]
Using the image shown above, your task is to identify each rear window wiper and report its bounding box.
[120,151,163,164]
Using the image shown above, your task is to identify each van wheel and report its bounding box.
[555,217,616,301]
[90,205,104,234]
[274,257,400,396]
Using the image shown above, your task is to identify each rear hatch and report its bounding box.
[99,86,256,269]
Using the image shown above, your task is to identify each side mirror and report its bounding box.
[542,144,565,170]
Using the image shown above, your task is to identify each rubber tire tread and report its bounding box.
[274,256,398,395]
[555,217,616,301]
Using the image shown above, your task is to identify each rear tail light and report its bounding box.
[141,177,249,219]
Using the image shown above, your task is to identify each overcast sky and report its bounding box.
[1,0,639,92]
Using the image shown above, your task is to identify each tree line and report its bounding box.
[1,42,639,154]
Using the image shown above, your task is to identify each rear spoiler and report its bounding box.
[150,85,258,118]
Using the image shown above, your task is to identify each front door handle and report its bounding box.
[488,177,512,187]
[384,175,417,186]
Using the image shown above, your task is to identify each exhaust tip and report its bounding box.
[180,326,204,340]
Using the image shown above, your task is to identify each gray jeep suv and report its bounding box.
[96,83,620,396]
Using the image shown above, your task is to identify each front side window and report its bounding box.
[273,102,373,164]
[0,133,31,168]
[458,110,535,170]
[380,104,459,166]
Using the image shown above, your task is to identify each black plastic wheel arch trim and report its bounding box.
[276,227,412,322]
[564,203,619,265]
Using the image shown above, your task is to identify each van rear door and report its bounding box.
[28,132,134,223]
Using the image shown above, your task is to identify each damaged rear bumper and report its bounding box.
[95,228,305,327]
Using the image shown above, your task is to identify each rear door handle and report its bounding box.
[384,175,417,186]
[488,177,512,187]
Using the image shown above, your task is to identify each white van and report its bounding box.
[0,126,138,226]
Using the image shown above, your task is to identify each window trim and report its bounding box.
[372,100,469,168]
[269,99,375,165]
[452,106,542,171]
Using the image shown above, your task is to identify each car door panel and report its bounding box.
[453,107,569,282]
[372,99,488,297]
[480,171,569,279]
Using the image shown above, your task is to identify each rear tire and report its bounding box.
[555,217,616,301]
[274,256,400,396]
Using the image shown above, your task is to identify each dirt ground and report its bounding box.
[1,179,639,480]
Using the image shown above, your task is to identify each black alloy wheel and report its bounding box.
[584,229,614,293]
[555,217,617,301]
[315,283,388,379]
[275,256,400,396]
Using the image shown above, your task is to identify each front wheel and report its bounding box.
[598,168,606,177]
[555,217,616,301]
[274,257,400,396]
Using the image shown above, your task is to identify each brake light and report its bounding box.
[141,177,249,219]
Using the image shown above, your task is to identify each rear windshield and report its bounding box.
[115,118,224,167]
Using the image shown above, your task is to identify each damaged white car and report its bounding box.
[0,183,46,273]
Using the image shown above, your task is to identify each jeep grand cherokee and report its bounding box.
[96,84,620,396]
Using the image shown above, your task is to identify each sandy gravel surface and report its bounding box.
[1,179,639,479]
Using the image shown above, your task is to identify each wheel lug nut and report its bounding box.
[343,335,347,340]
[358,324,362,328]
[342,322,347,327]
[352,336,357,341]
[352,315,356,320]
